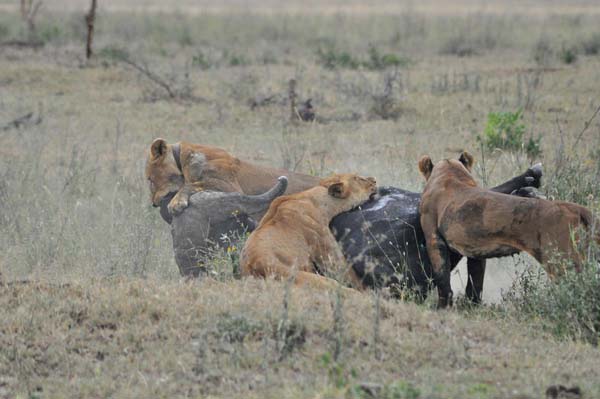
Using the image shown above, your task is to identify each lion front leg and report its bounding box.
[168,182,203,215]
[316,232,362,288]
[422,220,453,308]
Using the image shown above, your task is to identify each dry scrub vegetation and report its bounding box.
[1,1,600,397]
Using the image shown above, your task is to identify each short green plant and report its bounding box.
[366,45,410,70]
[316,45,409,70]
[559,44,578,64]
[383,381,421,399]
[478,109,541,157]
[316,47,361,70]
[228,52,250,67]
[215,313,264,343]
[192,51,212,69]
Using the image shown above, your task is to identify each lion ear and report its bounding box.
[458,151,474,171]
[418,155,434,180]
[150,138,168,159]
[328,182,348,199]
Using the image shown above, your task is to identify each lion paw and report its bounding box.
[167,197,188,215]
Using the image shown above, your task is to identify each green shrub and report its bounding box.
[228,53,250,67]
[383,381,421,399]
[192,51,212,69]
[317,46,409,70]
[316,47,361,70]
[366,45,410,70]
[479,109,541,157]
[559,44,578,64]
[524,135,543,158]
[581,33,600,55]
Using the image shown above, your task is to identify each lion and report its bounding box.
[240,173,377,291]
[418,151,599,307]
[145,138,319,215]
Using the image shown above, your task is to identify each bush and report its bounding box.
[316,47,361,70]
[192,51,212,69]
[366,45,410,70]
[478,109,542,157]
[316,46,409,70]
[228,53,250,67]
[559,44,578,64]
[581,33,600,55]
[503,253,600,345]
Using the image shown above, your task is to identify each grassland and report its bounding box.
[1,1,600,397]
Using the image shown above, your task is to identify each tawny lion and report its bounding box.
[145,138,318,215]
[418,151,599,307]
[240,173,377,291]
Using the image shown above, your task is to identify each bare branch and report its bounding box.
[120,58,177,99]
[572,104,600,151]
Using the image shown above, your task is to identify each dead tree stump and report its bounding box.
[85,0,97,59]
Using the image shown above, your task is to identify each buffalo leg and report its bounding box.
[465,258,486,304]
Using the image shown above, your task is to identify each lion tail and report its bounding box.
[577,206,600,245]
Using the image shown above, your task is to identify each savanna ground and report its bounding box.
[1,0,600,397]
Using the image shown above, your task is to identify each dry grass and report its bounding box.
[2,278,600,398]
[1,1,600,397]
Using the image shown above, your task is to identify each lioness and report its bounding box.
[418,151,598,307]
[240,173,377,291]
[145,138,318,215]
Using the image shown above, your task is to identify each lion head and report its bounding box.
[319,173,377,208]
[145,138,184,207]
[418,151,475,181]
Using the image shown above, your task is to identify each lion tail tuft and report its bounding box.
[578,207,600,245]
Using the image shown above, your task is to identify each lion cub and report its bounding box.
[240,174,377,291]
[418,151,599,307]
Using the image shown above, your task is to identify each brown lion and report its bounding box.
[240,173,377,291]
[145,138,319,215]
[418,151,599,307]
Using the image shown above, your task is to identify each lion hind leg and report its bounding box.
[424,228,453,308]
[315,232,350,276]
[266,263,353,293]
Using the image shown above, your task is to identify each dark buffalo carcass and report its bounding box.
[158,165,542,302]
